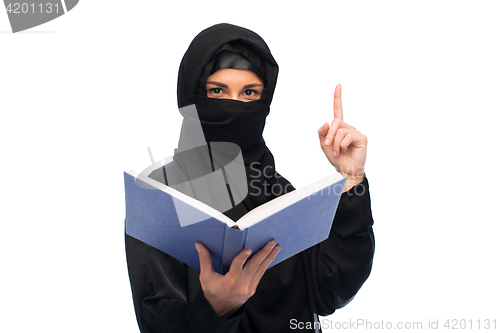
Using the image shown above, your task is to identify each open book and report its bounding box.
[124,170,345,274]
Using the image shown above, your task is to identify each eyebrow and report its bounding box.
[242,83,263,89]
[206,81,263,89]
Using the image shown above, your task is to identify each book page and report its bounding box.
[235,173,345,230]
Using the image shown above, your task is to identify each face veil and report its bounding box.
[168,23,294,221]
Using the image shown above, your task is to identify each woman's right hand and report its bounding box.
[195,240,281,318]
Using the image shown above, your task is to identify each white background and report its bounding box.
[1,1,499,332]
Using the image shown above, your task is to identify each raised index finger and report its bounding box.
[334,84,343,121]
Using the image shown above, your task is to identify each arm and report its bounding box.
[310,175,375,314]
[314,84,374,313]
[125,233,245,333]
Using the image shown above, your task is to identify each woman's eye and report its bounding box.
[244,90,256,96]
[211,88,223,95]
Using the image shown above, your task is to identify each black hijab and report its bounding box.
[177,23,278,107]
[171,23,294,221]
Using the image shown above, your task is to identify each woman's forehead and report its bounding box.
[206,68,263,85]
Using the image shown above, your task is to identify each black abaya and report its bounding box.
[125,23,375,333]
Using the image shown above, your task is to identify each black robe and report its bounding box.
[125,175,374,333]
[125,23,375,332]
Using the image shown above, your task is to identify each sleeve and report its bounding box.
[125,232,245,333]
[310,175,375,315]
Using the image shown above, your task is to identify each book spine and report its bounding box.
[220,227,247,274]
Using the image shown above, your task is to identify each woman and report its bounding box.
[126,23,374,332]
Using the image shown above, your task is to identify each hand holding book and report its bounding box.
[195,240,281,318]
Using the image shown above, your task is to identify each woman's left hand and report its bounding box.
[318,84,367,192]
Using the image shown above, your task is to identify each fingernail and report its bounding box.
[195,243,201,252]
[333,150,337,157]
[324,138,330,145]
[268,240,276,248]
[275,245,281,254]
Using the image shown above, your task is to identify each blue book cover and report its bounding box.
[124,171,345,274]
